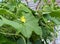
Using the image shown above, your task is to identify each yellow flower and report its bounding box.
[20,16,26,23]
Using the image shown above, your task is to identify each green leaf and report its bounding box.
[20,12,42,38]
[21,23,33,38]
[7,0,17,5]
[17,38,25,44]
[34,0,37,3]
[0,20,4,26]
[0,15,22,33]
[0,13,42,38]
[27,39,32,44]
[17,3,32,14]
[50,9,60,18]
[0,8,16,18]
[51,17,60,25]
[0,2,42,39]
[44,14,60,25]
[16,4,42,38]
[35,40,41,44]
[0,34,16,44]
[51,0,55,3]
[44,0,48,3]
[42,5,51,12]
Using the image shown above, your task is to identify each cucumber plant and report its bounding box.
[0,0,59,44]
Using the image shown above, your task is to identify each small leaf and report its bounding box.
[18,3,32,14]
[51,0,55,3]
[51,17,60,25]
[50,9,60,18]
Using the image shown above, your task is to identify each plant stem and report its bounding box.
[25,0,28,5]
[36,0,41,11]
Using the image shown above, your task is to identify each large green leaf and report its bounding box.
[35,40,41,44]
[16,4,42,38]
[0,13,42,38]
[20,12,42,38]
[21,23,33,38]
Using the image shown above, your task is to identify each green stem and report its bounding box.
[50,0,55,10]
[36,0,41,11]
